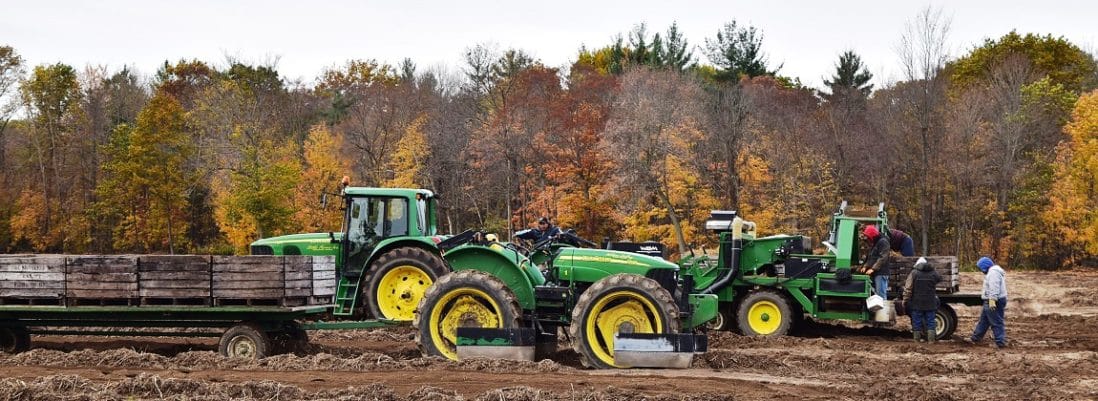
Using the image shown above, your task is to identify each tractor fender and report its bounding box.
[353,237,447,287]
[442,246,538,310]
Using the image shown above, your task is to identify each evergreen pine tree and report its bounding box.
[822,50,874,99]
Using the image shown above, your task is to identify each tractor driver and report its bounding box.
[534,216,561,242]
[859,224,892,299]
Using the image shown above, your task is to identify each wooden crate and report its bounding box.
[311,256,337,298]
[138,255,212,304]
[212,255,288,301]
[65,256,139,301]
[887,255,959,293]
[1,254,336,307]
[0,256,66,303]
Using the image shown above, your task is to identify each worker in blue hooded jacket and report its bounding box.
[968,256,1008,348]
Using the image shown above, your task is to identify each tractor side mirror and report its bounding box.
[321,193,329,209]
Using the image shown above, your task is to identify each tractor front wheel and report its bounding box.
[414,270,522,361]
[365,247,448,321]
[737,290,794,337]
[570,274,680,369]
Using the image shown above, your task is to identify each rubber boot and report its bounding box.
[913,331,922,342]
[926,330,937,343]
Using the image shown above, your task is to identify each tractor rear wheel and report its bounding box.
[934,303,958,340]
[737,290,794,337]
[414,270,522,361]
[570,274,680,369]
[0,326,30,354]
[365,247,448,321]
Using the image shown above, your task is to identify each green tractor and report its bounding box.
[679,202,979,340]
[250,186,448,321]
[414,230,717,368]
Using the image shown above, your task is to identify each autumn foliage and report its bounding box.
[0,26,1095,268]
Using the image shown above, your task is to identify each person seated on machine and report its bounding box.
[514,216,562,245]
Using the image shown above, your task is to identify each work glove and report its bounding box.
[988,299,998,310]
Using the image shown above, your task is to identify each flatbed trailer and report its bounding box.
[0,254,404,359]
[0,303,400,358]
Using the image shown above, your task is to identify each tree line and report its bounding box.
[1,9,1096,268]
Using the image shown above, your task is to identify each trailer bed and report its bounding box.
[0,255,336,307]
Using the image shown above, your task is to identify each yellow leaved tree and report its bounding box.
[384,115,430,188]
[293,124,350,233]
[1043,90,1098,264]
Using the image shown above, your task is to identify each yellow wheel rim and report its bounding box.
[747,300,781,335]
[377,265,433,321]
[428,288,503,360]
[584,291,663,368]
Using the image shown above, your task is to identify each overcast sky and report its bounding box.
[2,0,1095,90]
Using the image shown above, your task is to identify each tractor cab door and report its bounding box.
[342,196,410,277]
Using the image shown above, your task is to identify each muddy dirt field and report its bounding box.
[2,271,1096,400]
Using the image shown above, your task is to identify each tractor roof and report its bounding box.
[344,187,435,198]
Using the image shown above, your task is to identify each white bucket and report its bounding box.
[873,301,894,323]
[865,294,885,312]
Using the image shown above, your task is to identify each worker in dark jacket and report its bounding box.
[888,228,916,257]
[534,217,561,242]
[902,257,941,342]
[858,225,892,299]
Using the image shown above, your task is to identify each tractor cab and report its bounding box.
[339,187,439,277]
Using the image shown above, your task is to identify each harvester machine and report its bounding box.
[679,201,980,340]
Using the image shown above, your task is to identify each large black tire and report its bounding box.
[414,270,523,361]
[0,326,30,354]
[569,274,680,369]
[364,247,449,321]
[270,322,309,355]
[935,303,958,340]
[737,290,795,337]
[219,323,271,360]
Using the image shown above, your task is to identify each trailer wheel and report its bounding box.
[934,304,958,340]
[219,324,271,360]
[0,326,30,354]
[414,270,522,361]
[737,290,794,337]
[706,303,734,331]
[271,322,309,355]
[570,274,680,369]
[365,247,448,321]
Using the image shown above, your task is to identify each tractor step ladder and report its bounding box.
[333,277,360,316]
